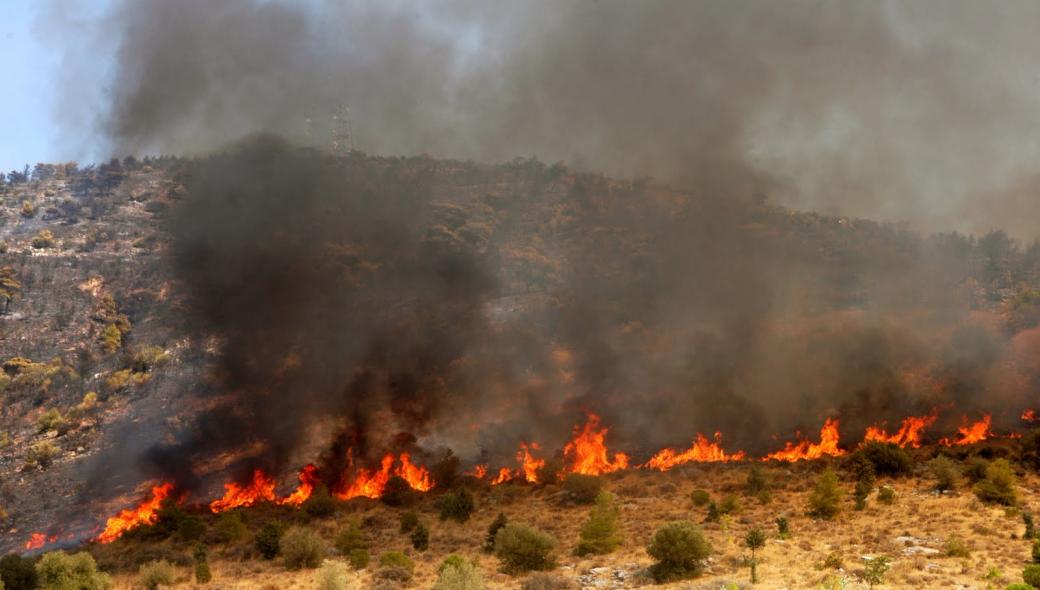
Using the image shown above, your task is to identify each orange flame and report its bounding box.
[96,482,175,544]
[209,469,277,513]
[278,464,321,507]
[466,464,488,479]
[563,413,630,475]
[939,415,992,446]
[333,452,433,500]
[863,413,937,448]
[644,432,747,471]
[763,418,845,462]
[24,532,47,550]
[518,442,545,483]
[1023,409,1038,423]
[490,467,513,485]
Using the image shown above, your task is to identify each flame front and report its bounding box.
[491,467,513,485]
[397,453,433,492]
[278,464,320,507]
[24,532,47,550]
[863,413,937,448]
[763,418,845,462]
[1023,409,1038,423]
[644,432,747,471]
[333,452,433,500]
[96,482,175,544]
[466,464,488,479]
[940,415,992,446]
[209,469,278,513]
[563,413,630,475]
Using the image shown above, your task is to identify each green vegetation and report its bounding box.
[193,544,212,584]
[36,409,70,436]
[807,468,844,519]
[744,527,766,584]
[862,556,890,588]
[35,551,111,590]
[928,456,960,492]
[348,548,369,570]
[562,474,603,505]
[411,521,429,551]
[690,489,710,507]
[776,516,790,539]
[877,486,896,505]
[399,510,419,533]
[254,521,286,560]
[433,556,483,590]
[378,551,414,573]
[438,488,476,522]
[574,491,622,556]
[647,521,712,583]
[0,553,38,590]
[281,526,326,570]
[973,458,1017,506]
[494,523,558,574]
[944,537,971,558]
[138,560,174,590]
[1024,564,1040,588]
[25,441,60,470]
[334,521,366,555]
[213,511,247,543]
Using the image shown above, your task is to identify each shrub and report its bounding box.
[964,457,990,483]
[928,456,960,492]
[1024,564,1040,588]
[1,553,39,590]
[718,493,740,515]
[176,515,205,541]
[776,516,790,539]
[575,491,622,556]
[194,559,211,584]
[520,573,578,590]
[433,556,483,590]
[690,489,711,507]
[348,548,369,570]
[536,458,564,486]
[214,511,247,543]
[315,561,350,590]
[281,526,326,570]
[35,551,111,590]
[852,442,913,477]
[944,537,971,558]
[745,465,768,495]
[36,409,70,435]
[745,527,766,584]
[303,486,337,519]
[974,459,1017,506]
[400,510,419,533]
[1006,584,1034,590]
[877,486,896,505]
[1032,539,1040,564]
[430,450,461,490]
[807,468,844,520]
[378,551,414,573]
[99,325,123,354]
[31,230,55,249]
[138,560,175,590]
[380,476,416,507]
[494,523,557,573]
[439,488,476,523]
[647,521,712,583]
[334,522,366,555]
[485,512,507,553]
[562,474,603,505]
[255,521,286,560]
[862,556,890,587]
[411,521,429,551]
[25,441,60,470]
[1026,512,1037,540]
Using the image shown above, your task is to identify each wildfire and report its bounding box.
[763,418,845,462]
[278,464,321,507]
[644,432,747,471]
[484,442,546,485]
[1023,409,1038,423]
[940,415,992,446]
[564,413,630,476]
[333,452,433,500]
[466,464,488,479]
[96,482,175,544]
[209,469,278,513]
[24,532,48,550]
[863,413,937,448]
[491,467,513,485]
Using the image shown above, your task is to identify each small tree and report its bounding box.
[574,491,622,556]
[433,556,483,590]
[334,521,366,555]
[776,516,790,539]
[494,523,557,574]
[281,526,326,570]
[862,556,890,588]
[807,468,844,520]
[255,521,285,559]
[485,512,507,553]
[744,527,766,584]
[928,456,960,492]
[1025,512,1037,540]
[646,521,712,583]
[0,267,21,315]
[411,521,429,551]
[745,465,768,496]
[35,552,111,590]
[400,510,419,533]
[193,544,212,584]
[438,488,476,523]
[973,458,1017,506]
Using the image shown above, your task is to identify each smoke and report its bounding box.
[39,0,1040,489]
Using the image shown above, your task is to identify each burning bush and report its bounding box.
[807,468,844,519]
[380,476,416,507]
[973,458,1018,506]
[561,474,603,505]
[35,551,111,590]
[494,523,558,574]
[646,521,712,583]
[574,491,622,556]
[433,556,483,590]
[138,559,175,590]
[438,488,475,523]
[280,526,326,570]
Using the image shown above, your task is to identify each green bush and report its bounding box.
[1,553,39,590]
[281,526,326,570]
[974,459,1017,506]
[1033,538,1040,564]
[718,493,740,515]
[314,560,349,590]
[863,556,890,587]
[400,510,420,533]
[690,489,710,507]
[877,486,896,505]
[575,491,622,556]
[562,474,603,505]
[303,486,337,519]
[944,537,971,558]
[851,442,913,476]
[348,548,369,570]
[411,521,429,551]
[1005,583,1033,590]
[380,476,416,507]
[646,521,712,583]
[378,551,415,573]
[438,488,476,523]
[745,465,768,495]
[35,551,111,590]
[334,522,367,555]
[214,511,247,543]
[138,560,175,590]
[36,409,70,435]
[194,560,211,584]
[776,516,790,539]
[1024,564,1040,587]
[433,556,483,590]
[494,523,558,573]
[254,521,285,560]
[963,457,990,483]
[485,512,508,553]
[807,468,844,519]
[928,456,960,492]
[25,441,60,470]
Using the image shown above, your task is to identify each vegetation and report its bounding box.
[574,491,622,556]
[438,488,476,522]
[877,486,896,505]
[862,556,890,588]
[213,511,247,543]
[944,537,971,558]
[744,527,766,584]
[378,551,414,573]
[25,441,60,470]
[334,521,367,555]
[30,230,55,249]
[776,516,790,539]
[255,521,286,560]
[380,476,416,507]
[433,556,483,590]
[494,523,558,573]
[36,409,70,435]
[348,548,370,570]
[562,474,603,504]
[281,526,326,570]
[485,512,508,553]
[807,468,844,519]
[302,485,336,518]
[314,561,350,590]
[430,450,461,489]
[399,510,419,533]
[690,489,711,507]
[35,551,111,590]
[973,458,1017,506]
[520,573,578,590]
[138,560,174,590]
[928,456,960,492]
[411,521,430,551]
[647,521,712,583]
[1024,564,1040,588]
[0,553,38,590]
[193,544,212,584]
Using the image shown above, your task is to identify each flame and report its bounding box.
[466,464,488,479]
[939,415,992,446]
[278,464,321,507]
[491,467,513,485]
[518,442,545,483]
[763,418,845,462]
[209,469,278,513]
[96,483,175,544]
[333,452,433,500]
[24,532,47,550]
[1023,409,1038,422]
[863,413,937,448]
[563,413,630,475]
[644,432,747,471]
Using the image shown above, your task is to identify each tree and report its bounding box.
[862,556,890,588]
[744,527,766,584]
[0,268,21,315]
[807,468,844,519]
[575,491,622,556]
[646,521,712,583]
